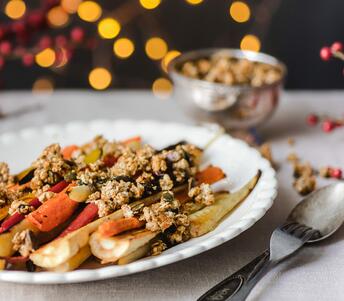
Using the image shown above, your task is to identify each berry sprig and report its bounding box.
[320,41,344,74]
[306,113,344,133]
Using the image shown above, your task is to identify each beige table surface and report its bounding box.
[0,90,343,301]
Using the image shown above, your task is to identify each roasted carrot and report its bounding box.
[122,136,141,145]
[26,191,78,232]
[175,165,226,203]
[98,217,144,238]
[58,203,99,238]
[195,165,226,185]
[61,145,79,160]
[0,181,69,234]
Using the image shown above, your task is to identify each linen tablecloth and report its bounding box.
[0,90,343,301]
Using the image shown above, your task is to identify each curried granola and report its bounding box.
[12,229,35,257]
[0,162,13,185]
[188,183,215,206]
[30,144,70,192]
[179,53,282,87]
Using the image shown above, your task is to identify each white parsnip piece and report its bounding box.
[118,243,150,265]
[90,229,158,264]
[189,171,261,237]
[48,245,91,272]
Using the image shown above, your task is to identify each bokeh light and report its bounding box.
[5,0,26,20]
[113,38,135,59]
[139,0,161,10]
[145,37,168,60]
[35,48,56,68]
[32,78,54,95]
[88,67,112,90]
[161,50,181,72]
[77,1,102,22]
[61,0,82,14]
[47,6,69,27]
[98,18,121,39]
[240,34,261,52]
[185,0,203,5]
[229,1,250,23]
[152,78,173,99]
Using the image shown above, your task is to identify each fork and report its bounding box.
[198,222,319,301]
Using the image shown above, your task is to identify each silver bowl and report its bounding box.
[168,48,286,129]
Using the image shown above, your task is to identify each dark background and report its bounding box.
[1,0,343,90]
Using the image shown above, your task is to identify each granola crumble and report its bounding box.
[188,183,215,206]
[150,240,167,256]
[30,144,70,192]
[12,230,35,257]
[0,162,13,185]
[159,174,173,191]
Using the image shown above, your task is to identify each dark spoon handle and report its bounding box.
[197,250,270,301]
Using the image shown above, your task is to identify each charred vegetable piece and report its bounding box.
[27,191,79,232]
[48,245,91,272]
[84,148,102,164]
[58,203,99,238]
[118,243,150,265]
[61,145,79,160]
[68,185,92,202]
[90,229,158,264]
[16,167,35,185]
[189,170,261,237]
[0,181,69,234]
[0,206,9,222]
[98,217,144,238]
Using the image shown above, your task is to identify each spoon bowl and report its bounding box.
[288,182,344,243]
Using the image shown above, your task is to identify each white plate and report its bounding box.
[0,119,277,284]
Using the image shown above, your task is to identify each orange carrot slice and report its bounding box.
[98,217,144,238]
[26,191,78,232]
[61,145,79,160]
[122,136,141,145]
[195,165,226,185]
[176,165,226,203]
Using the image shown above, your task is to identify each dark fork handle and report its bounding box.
[198,250,270,301]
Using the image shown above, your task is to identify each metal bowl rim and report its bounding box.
[168,48,287,92]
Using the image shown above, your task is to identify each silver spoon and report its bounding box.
[198,182,344,301]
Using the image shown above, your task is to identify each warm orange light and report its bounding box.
[186,0,203,5]
[77,1,102,22]
[35,48,56,68]
[139,0,161,9]
[61,0,82,14]
[240,34,261,52]
[145,37,168,60]
[5,0,26,19]
[152,78,173,99]
[47,6,69,27]
[89,67,112,90]
[98,18,121,39]
[32,78,54,95]
[161,50,181,72]
[113,38,135,59]
[230,1,250,23]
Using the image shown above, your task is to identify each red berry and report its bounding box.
[11,21,25,34]
[320,47,332,61]
[331,168,342,179]
[38,35,52,49]
[27,11,45,28]
[331,41,343,53]
[55,35,67,47]
[22,53,34,66]
[307,114,318,126]
[70,27,84,43]
[322,120,335,132]
[0,41,11,55]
